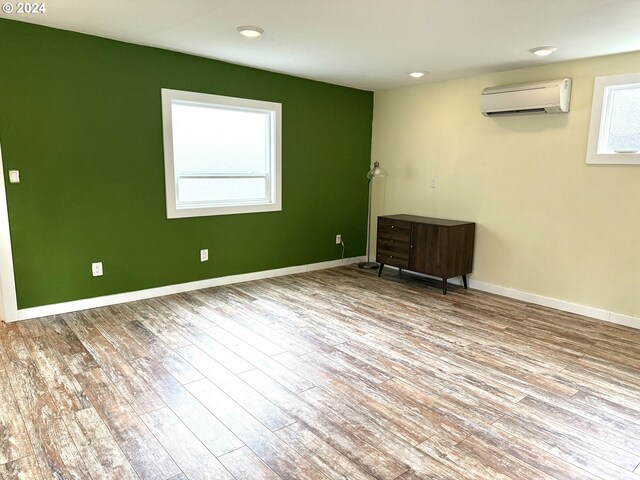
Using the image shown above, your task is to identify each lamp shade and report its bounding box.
[366,161,388,180]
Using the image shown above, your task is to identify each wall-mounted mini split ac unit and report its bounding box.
[480,78,572,117]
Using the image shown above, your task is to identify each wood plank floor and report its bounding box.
[1,265,640,479]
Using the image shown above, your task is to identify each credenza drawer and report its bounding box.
[378,218,411,242]
[376,237,409,253]
[377,217,411,268]
[376,251,409,268]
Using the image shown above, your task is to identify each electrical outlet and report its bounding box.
[91,262,103,277]
[430,178,437,188]
[335,234,342,244]
[200,249,209,262]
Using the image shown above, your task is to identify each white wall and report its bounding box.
[371,51,640,321]
[0,141,17,322]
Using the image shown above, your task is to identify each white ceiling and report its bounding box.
[3,0,640,90]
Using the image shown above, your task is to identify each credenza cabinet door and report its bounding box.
[410,224,442,276]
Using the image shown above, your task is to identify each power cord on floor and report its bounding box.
[340,238,345,260]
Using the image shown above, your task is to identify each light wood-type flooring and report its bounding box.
[1,265,640,479]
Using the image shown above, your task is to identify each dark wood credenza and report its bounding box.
[376,214,475,294]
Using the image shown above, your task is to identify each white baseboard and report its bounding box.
[10,259,640,332]
[468,279,607,321]
[9,256,365,323]
[383,267,640,331]
[608,312,640,330]
[471,279,640,329]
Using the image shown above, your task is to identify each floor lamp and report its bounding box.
[358,161,387,269]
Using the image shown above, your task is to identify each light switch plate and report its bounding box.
[8,170,20,184]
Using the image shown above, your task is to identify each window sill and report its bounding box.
[586,153,640,165]
[167,201,282,219]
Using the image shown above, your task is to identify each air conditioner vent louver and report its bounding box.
[480,78,572,117]
[485,108,547,117]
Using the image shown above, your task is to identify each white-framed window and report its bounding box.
[161,88,282,218]
[586,72,640,165]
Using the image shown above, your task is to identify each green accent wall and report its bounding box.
[0,19,373,309]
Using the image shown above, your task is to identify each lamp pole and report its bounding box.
[359,161,387,269]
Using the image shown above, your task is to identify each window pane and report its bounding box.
[162,88,281,217]
[177,177,267,204]
[171,102,269,174]
[606,87,640,151]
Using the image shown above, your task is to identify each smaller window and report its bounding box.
[586,72,640,164]
[161,89,282,218]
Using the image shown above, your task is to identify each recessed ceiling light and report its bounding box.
[237,26,264,38]
[409,71,425,78]
[530,46,557,57]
